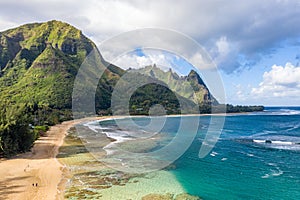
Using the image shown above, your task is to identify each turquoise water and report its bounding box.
[97,107,300,199]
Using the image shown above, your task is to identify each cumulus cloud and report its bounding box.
[251,63,300,98]
[112,49,195,76]
[113,49,171,70]
[99,28,216,72]
[1,0,300,73]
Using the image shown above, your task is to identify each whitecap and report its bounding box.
[261,174,270,179]
[253,139,265,143]
[261,168,283,179]
[267,163,277,167]
[210,151,218,157]
[277,109,300,115]
[286,123,300,131]
[271,141,293,145]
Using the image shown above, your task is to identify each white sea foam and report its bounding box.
[274,109,300,115]
[271,168,284,177]
[259,108,300,116]
[271,141,293,145]
[254,139,294,145]
[261,174,270,179]
[239,134,300,151]
[210,151,218,157]
[83,121,103,132]
[267,163,277,167]
[262,168,283,179]
[263,130,277,134]
[103,130,134,155]
[287,123,300,131]
[253,139,265,143]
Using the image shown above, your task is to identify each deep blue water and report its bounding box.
[98,107,300,199]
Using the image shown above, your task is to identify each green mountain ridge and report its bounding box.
[0,21,122,155]
[0,20,263,156]
[132,65,218,105]
[0,20,93,109]
[0,20,204,156]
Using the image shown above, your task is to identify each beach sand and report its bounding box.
[0,114,213,200]
[0,117,107,200]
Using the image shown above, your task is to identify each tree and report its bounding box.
[0,102,35,156]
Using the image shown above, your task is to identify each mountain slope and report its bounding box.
[132,65,218,105]
[0,20,215,119]
[0,20,263,156]
[0,20,125,120]
[0,20,93,109]
[0,20,200,156]
[0,21,123,156]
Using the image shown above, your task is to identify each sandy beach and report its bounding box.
[0,117,107,200]
[0,113,240,200]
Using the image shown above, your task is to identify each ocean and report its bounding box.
[171,107,300,199]
[66,107,300,199]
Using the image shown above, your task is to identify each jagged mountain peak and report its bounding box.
[131,64,217,105]
[187,69,206,86]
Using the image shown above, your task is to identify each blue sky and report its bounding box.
[222,43,300,106]
[113,44,300,106]
[0,0,300,106]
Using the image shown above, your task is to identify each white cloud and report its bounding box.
[1,0,300,73]
[251,63,300,98]
[216,37,230,57]
[99,28,217,73]
[113,49,171,70]
[112,49,192,76]
[210,36,241,72]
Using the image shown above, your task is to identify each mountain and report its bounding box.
[0,20,202,117]
[0,21,126,155]
[0,20,263,156]
[132,65,218,105]
[109,70,199,115]
[0,20,200,156]
[0,20,93,109]
[0,20,125,122]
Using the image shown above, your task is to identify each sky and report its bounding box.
[0,0,300,106]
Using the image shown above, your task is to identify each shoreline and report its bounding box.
[0,116,110,200]
[58,116,189,199]
[0,112,252,200]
